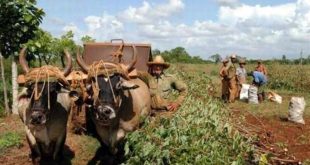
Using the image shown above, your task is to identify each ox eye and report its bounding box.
[116,82,122,90]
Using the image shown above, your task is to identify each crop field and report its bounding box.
[0,63,309,164]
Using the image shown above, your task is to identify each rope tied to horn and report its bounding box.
[87,60,129,105]
[24,65,70,110]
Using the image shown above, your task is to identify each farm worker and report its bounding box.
[236,59,247,98]
[225,54,238,103]
[255,60,267,76]
[251,71,267,102]
[147,55,188,111]
[236,59,247,84]
[219,58,229,102]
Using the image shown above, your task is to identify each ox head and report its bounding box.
[77,46,138,124]
[19,47,73,125]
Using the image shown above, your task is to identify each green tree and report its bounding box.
[209,54,222,63]
[0,0,44,114]
[26,29,54,66]
[52,31,77,67]
[81,35,96,43]
[160,47,207,64]
[170,47,189,62]
[152,49,161,56]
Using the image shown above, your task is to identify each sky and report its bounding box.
[37,0,310,60]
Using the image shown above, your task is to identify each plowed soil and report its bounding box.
[232,109,310,164]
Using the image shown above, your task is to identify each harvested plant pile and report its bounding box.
[123,70,252,164]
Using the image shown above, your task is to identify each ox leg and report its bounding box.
[108,129,125,155]
[53,132,66,162]
[25,127,41,164]
[26,136,41,165]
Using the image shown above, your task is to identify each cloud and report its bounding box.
[58,0,310,59]
[215,0,239,7]
[63,23,80,33]
[119,0,184,24]
[62,13,124,41]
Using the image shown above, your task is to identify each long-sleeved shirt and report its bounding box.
[149,73,188,109]
[252,71,267,86]
[225,62,236,80]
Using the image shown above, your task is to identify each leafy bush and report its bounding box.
[265,64,310,92]
[155,47,211,64]
[123,70,252,164]
[0,132,22,153]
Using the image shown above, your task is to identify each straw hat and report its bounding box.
[230,53,237,58]
[239,59,246,64]
[222,58,229,63]
[257,59,262,63]
[147,55,170,69]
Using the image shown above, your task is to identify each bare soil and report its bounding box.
[0,115,32,165]
[0,115,97,165]
[232,109,310,164]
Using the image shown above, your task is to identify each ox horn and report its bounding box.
[126,45,137,72]
[19,47,30,73]
[76,48,89,73]
[63,49,73,77]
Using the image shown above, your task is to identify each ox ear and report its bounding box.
[69,90,80,102]
[120,81,139,90]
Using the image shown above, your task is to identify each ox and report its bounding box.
[77,45,151,154]
[18,48,75,164]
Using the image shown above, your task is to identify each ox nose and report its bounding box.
[98,106,116,120]
[30,112,46,125]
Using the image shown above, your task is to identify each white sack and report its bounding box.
[288,97,305,124]
[240,84,250,100]
[268,92,282,104]
[248,85,258,104]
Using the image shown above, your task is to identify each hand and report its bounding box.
[167,102,180,111]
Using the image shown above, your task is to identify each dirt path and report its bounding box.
[0,115,100,165]
[232,109,310,164]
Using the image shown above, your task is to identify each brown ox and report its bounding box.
[18,48,76,164]
[77,45,151,154]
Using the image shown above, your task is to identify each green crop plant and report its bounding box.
[123,69,253,164]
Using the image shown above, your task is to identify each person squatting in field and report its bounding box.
[225,54,238,103]
[255,59,267,76]
[220,58,229,102]
[251,71,267,102]
[147,55,188,112]
[236,59,247,98]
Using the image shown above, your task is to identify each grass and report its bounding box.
[70,134,100,164]
[228,90,310,118]
[0,132,22,154]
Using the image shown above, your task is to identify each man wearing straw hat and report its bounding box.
[220,58,229,102]
[225,54,238,103]
[236,58,247,98]
[147,55,188,111]
[236,58,247,84]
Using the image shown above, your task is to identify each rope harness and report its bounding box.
[69,71,87,100]
[87,60,129,106]
[24,65,69,110]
